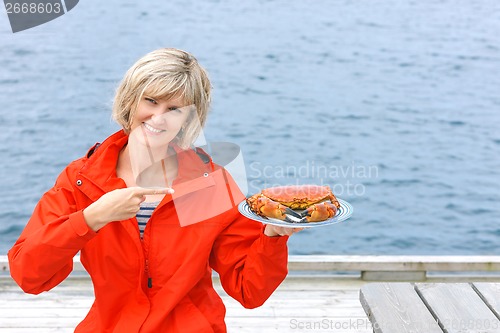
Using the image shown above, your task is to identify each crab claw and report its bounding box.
[300,202,338,222]
[247,195,299,221]
[259,200,287,220]
[246,195,293,221]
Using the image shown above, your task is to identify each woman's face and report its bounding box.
[129,94,192,147]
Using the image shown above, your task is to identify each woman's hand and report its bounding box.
[264,224,304,237]
[83,187,173,232]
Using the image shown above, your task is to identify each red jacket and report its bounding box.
[8,130,289,333]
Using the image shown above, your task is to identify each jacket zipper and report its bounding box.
[145,258,152,288]
[142,194,169,289]
[144,206,159,289]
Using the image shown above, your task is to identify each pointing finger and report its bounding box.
[133,187,174,196]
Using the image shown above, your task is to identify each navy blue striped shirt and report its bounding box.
[136,201,160,238]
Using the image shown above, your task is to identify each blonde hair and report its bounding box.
[112,48,212,148]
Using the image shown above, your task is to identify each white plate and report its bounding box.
[238,198,353,228]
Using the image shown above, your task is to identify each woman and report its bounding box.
[8,48,301,332]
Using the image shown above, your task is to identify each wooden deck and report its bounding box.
[1,255,500,333]
[360,282,500,333]
[0,276,372,333]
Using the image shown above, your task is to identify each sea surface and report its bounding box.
[0,0,499,255]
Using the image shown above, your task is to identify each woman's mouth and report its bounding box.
[143,122,166,135]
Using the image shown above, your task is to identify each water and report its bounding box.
[1,0,499,255]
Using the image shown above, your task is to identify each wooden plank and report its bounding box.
[289,255,500,272]
[361,271,426,281]
[0,318,80,328]
[472,283,500,320]
[359,283,443,333]
[416,283,500,333]
[3,255,500,273]
[0,327,75,333]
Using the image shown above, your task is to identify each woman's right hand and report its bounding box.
[83,187,173,232]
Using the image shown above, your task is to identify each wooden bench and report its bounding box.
[360,282,500,333]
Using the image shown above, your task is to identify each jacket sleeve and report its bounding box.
[8,165,96,294]
[209,203,289,309]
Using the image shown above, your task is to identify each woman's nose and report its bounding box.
[151,113,167,125]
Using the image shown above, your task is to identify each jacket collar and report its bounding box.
[77,130,214,199]
[170,144,214,185]
[78,130,128,195]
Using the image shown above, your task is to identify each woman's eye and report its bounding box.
[145,97,157,104]
[169,107,182,113]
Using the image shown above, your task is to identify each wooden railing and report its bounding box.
[2,255,500,281]
[287,255,500,280]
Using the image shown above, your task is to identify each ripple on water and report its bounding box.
[0,79,19,84]
[0,224,23,236]
[12,49,35,56]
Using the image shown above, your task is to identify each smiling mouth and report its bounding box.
[143,123,166,134]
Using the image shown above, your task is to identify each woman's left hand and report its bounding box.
[264,224,304,237]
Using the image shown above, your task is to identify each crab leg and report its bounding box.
[257,198,302,220]
[247,194,301,220]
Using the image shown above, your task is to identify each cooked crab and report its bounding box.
[246,185,340,223]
